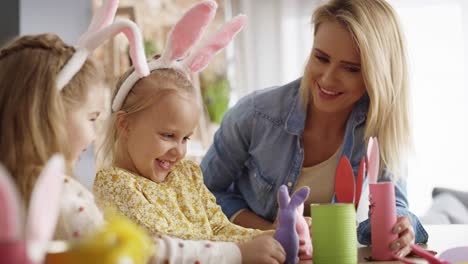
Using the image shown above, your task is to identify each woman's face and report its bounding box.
[306,20,366,114]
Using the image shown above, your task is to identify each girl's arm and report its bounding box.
[189,161,268,243]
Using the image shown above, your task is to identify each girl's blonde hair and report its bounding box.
[98,62,195,169]
[0,33,103,203]
[300,0,411,178]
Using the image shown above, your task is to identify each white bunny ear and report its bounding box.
[112,0,217,112]
[185,14,246,73]
[83,0,119,39]
[56,0,120,90]
[82,19,149,77]
[0,164,22,241]
[25,155,65,262]
[160,0,218,63]
[56,0,141,91]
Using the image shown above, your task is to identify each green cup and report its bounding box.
[311,203,358,264]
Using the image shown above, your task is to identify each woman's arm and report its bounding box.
[232,209,276,230]
[201,94,256,219]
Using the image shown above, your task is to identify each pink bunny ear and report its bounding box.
[297,202,304,215]
[57,18,149,90]
[187,14,246,73]
[162,0,218,62]
[277,185,290,209]
[367,137,380,184]
[109,19,152,112]
[79,0,119,48]
[290,187,310,208]
[57,0,150,91]
[56,0,120,91]
[0,164,22,241]
[25,155,65,262]
[83,19,149,76]
[85,0,119,35]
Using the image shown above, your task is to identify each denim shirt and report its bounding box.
[201,78,428,245]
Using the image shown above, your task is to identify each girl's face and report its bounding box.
[306,20,366,114]
[65,88,105,166]
[121,91,200,183]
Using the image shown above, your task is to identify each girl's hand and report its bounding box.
[238,235,286,264]
[390,216,415,257]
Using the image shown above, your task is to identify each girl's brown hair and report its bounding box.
[0,33,103,203]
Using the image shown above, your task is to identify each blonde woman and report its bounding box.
[201,0,428,257]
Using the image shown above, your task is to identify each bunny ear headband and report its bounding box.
[55,0,149,91]
[111,0,247,112]
[0,155,65,263]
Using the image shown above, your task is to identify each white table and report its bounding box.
[299,225,468,263]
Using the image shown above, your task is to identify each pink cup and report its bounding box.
[369,182,398,260]
[0,240,35,264]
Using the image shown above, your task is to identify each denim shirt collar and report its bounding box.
[284,81,306,135]
[284,82,369,136]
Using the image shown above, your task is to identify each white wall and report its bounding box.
[390,0,468,215]
[228,0,317,101]
[20,0,92,44]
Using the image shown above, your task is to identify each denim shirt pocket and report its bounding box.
[241,157,275,214]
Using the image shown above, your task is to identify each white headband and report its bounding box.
[111,0,246,112]
[56,0,149,91]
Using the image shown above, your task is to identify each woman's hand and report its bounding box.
[390,216,415,257]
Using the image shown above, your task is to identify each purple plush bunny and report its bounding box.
[274,185,310,264]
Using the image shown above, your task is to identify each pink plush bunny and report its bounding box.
[0,155,65,264]
[56,0,149,91]
[295,195,313,260]
[274,185,311,264]
[112,0,247,111]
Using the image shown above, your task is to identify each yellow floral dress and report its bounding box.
[93,160,263,243]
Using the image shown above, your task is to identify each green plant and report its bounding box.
[144,39,158,57]
[201,76,230,124]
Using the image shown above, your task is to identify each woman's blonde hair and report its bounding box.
[97,62,195,169]
[300,0,411,178]
[0,33,103,203]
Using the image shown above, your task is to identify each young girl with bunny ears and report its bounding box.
[0,0,285,263]
[93,0,278,245]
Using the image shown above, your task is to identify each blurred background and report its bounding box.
[2,0,468,223]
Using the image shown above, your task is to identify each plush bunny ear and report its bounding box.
[56,0,121,90]
[109,20,151,111]
[79,0,119,47]
[57,0,149,92]
[0,164,22,241]
[277,185,290,209]
[367,137,380,184]
[290,187,310,208]
[161,0,217,63]
[84,0,119,38]
[186,14,246,73]
[25,155,65,262]
[83,19,149,77]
